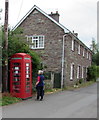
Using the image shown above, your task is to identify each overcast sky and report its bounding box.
[0,0,97,48]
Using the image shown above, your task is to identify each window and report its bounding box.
[89,53,91,60]
[78,44,81,54]
[70,63,74,80]
[27,35,44,49]
[82,67,84,78]
[72,39,74,51]
[77,65,81,79]
[83,48,85,57]
[87,51,89,59]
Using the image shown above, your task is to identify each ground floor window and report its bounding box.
[77,65,81,79]
[70,63,74,80]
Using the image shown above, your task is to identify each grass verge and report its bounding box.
[63,81,95,91]
[0,93,22,106]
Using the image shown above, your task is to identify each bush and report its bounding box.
[87,65,98,81]
[97,66,99,78]
[79,79,83,84]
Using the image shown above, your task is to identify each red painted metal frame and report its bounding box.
[10,53,32,99]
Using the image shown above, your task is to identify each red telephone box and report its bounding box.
[10,53,32,99]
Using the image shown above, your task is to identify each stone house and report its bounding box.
[13,5,92,88]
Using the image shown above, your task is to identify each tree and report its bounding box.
[90,38,97,53]
[90,38,99,65]
[2,27,41,92]
[92,51,99,66]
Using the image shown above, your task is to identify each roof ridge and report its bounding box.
[12,5,70,33]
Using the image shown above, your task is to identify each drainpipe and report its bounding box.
[61,34,67,90]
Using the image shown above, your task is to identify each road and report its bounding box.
[2,83,97,118]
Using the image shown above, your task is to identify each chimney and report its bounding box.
[49,11,60,22]
[72,30,78,37]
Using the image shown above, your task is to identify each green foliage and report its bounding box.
[92,52,99,66]
[44,72,51,80]
[87,65,99,81]
[0,27,2,65]
[28,51,41,73]
[90,38,98,53]
[97,66,99,78]
[0,96,21,106]
[0,93,22,106]
[2,27,41,72]
[79,79,83,84]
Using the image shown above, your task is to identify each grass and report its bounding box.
[0,93,22,106]
[63,81,95,91]
[45,88,61,94]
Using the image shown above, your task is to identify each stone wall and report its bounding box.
[19,9,64,73]
[63,34,92,86]
[17,8,92,87]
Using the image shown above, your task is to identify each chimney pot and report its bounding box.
[56,11,58,14]
[49,11,60,22]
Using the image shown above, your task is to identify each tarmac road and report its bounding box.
[2,83,97,118]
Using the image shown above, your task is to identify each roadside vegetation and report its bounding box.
[87,39,99,82]
[0,93,22,106]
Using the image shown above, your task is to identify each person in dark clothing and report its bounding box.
[36,70,44,101]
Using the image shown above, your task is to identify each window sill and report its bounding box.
[30,47,45,50]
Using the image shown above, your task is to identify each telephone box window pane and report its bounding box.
[14,71,19,74]
[26,86,30,88]
[26,67,29,70]
[14,74,20,77]
[14,67,19,70]
[14,90,20,93]
[13,82,20,85]
[26,63,29,66]
[26,75,29,78]
[26,71,30,74]
[26,89,30,93]
[13,78,20,81]
[26,78,30,81]
[26,82,30,85]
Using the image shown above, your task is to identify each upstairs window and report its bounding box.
[78,44,81,54]
[27,35,44,49]
[72,39,74,51]
[83,48,85,57]
[87,51,89,59]
[89,53,91,60]
[70,63,74,80]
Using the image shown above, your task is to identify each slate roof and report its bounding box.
[12,5,70,33]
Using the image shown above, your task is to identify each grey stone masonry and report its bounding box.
[14,6,92,87]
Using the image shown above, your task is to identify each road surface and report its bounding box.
[2,83,97,118]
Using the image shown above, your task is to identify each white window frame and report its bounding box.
[77,65,80,79]
[72,39,74,51]
[87,51,89,59]
[70,63,74,80]
[78,44,81,54]
[27,35,45,49]
[83,48,85,57]
[82,66,84,78]
[89,53,91,60]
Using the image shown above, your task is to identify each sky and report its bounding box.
[0,0,97,48]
